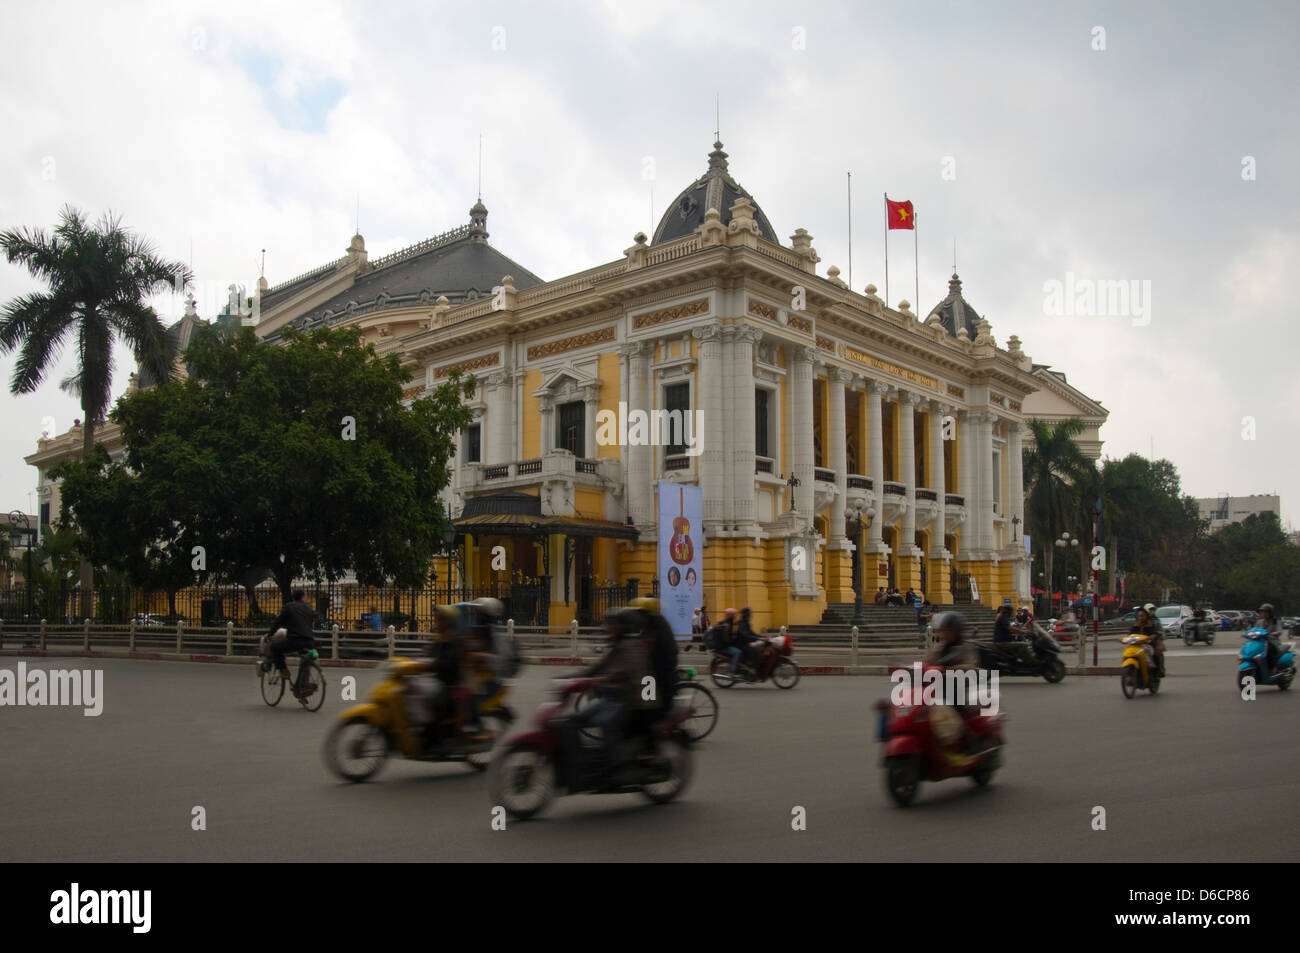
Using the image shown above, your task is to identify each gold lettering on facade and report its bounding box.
[840,346,940,391]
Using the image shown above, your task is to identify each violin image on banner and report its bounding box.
[670,487,694,565]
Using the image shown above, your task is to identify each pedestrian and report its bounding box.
[699,601,710,630]
[691,607,701,635]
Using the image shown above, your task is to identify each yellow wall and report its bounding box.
[522,369,542,458]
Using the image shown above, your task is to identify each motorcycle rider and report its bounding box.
[1256,603,1284,676]
[631,597,679,719]
[421,605,490,744]
[1130,604,1165,678]
[737,607,763,671]
[574,608,651,777]
[468,597,506,729]
[993,603,1035,665]
[265,589,317,698]
[717,607,743,673]
[925,611,978,761]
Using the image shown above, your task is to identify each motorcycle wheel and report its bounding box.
[641,736,692,804]
[465,712,508,771]
[324,716,389,782]
[1043,659,1066,684]
[709,656,737,689]
[970,761,996,787]
[772,659,801,689]
[1207,634,1215,646]
[1148,674,1161,695]
[1184,633,1194,646]
[1121,667,1138,699]
[489,743,555,820]
[885,755,922,807]
[1278,672,1293,691]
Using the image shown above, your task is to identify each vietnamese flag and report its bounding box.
[887,198,915,230]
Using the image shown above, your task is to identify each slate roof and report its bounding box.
[926,273,983,339]
[652,140,778,245]
[137,307,206,388]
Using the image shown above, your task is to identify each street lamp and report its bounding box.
[8,511,33,623]
[783,473,801,513]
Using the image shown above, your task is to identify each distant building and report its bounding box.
[1196,494,1281,533]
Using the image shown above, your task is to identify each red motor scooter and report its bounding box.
[709,633,800,689]
[873,666,1005,806]
[488,677,694,820]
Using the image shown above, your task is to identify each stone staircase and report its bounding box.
[768,603,1000,650]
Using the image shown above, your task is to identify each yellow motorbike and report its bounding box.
[324,657,514,781]
[1120,633,1161,698]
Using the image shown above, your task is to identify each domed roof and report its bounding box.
[652,140,778,245]
[927,273,983,339]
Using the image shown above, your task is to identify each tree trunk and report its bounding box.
[78,418,95,620]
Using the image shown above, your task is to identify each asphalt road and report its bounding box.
[0,647,1294,862]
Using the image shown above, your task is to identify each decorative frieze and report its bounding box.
[816,335,835,352]
[1009,400,1022,412]
[434,352,500,379]
[527,326,616,360]
[947,383,966,399]
[989,393,1006,407]
[747,299,777,321]
[787,314,813,333]
[633,298,708,329]
[402,383,427,399]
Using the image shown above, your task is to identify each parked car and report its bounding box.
[1281,616,1300,634]
[1217,610,1243,631]
[1110,609,1140,627]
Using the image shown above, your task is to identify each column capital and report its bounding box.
[735,324,764,345]
[868,379,890,397]
[691,324,723,343]
[486,370,510,388]
[899,390,923,407]
[929,399,954,416]
[828,365,853,384]
[793,345,818,365]
[618,341,649,359]
[538,394,554,412]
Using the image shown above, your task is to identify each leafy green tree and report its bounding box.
[0,206,191,616]
[1022,418,1094,604]
[56,323,473,614]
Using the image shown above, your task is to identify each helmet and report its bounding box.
[931,611,966,638]
[1258,603,1276,619]
[1143,603,1157,615]
[604,607,642,637]
[473,596,504,620]
[630,597,660,614]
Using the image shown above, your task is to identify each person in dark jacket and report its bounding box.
[575,608,649,773]
[1130,604,1165,677]
[266,590,317,691]
[632,597,678,714]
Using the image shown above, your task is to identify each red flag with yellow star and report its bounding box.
[886,198,915,230]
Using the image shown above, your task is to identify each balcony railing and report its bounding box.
[484,465,509,480]
[755,457,774,474]
[517,459,542,475]
[847,475,873,490]
[664,455,691,472]
[814,468,835,483]
[884,482,906,496]
[916,489,938,502]
[945,493,965,506]
[576,459,599,475]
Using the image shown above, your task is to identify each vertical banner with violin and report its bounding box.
[657,481,703,638]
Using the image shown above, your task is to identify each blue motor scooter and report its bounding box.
[1238,627,1296,692]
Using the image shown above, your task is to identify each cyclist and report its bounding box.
[265,590,317,698]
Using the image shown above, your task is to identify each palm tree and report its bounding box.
[1022,418,1093,613]
[0,206,191,618]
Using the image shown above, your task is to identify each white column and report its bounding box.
[978,411,996,552]
[1008,422,1025,543]
[791,347,816,522]
[487,371,511,464]
[828,367,849,543]
[628,343,654,527]
[930,400,949,556]
[582,383,599,460]
[867,379,888,551]
[958,409,975,554]
[732,326,760,528]
[720,327,736,527]
[899,391,919,558]
[692,326,725,527]
[539,395,554,457]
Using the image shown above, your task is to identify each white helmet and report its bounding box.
[473,597,504,619]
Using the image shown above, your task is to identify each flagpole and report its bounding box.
[913,209,919,312]
[883,193,889,306]
[847,172,852,289]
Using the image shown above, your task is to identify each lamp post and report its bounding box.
[8,511,33,622]
[442,523,456,603]
[783,473,801,513]
[1091,498,1102,666]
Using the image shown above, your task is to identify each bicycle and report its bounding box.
[259,647,325,712]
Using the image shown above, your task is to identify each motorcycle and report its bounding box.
[324,657,514,781]
[1182,616,1216,646]
[709,632,800,689]
[1120,633,1161,698]
[873,667,1005,807]
[488,677,693,820]
[971,623,1066,683]
[1237,627,1296,692]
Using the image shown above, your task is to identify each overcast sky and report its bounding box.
[2,0,1297,529]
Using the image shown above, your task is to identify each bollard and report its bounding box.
[387,625,396,658]
[851,625,859,668]
[331,624,340,661]
[83,618,90,651]
[226,620,234,657]
[40,619,47,651]
[570,618,579,658]
[129,619,136,652]
[176,620,183,654]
